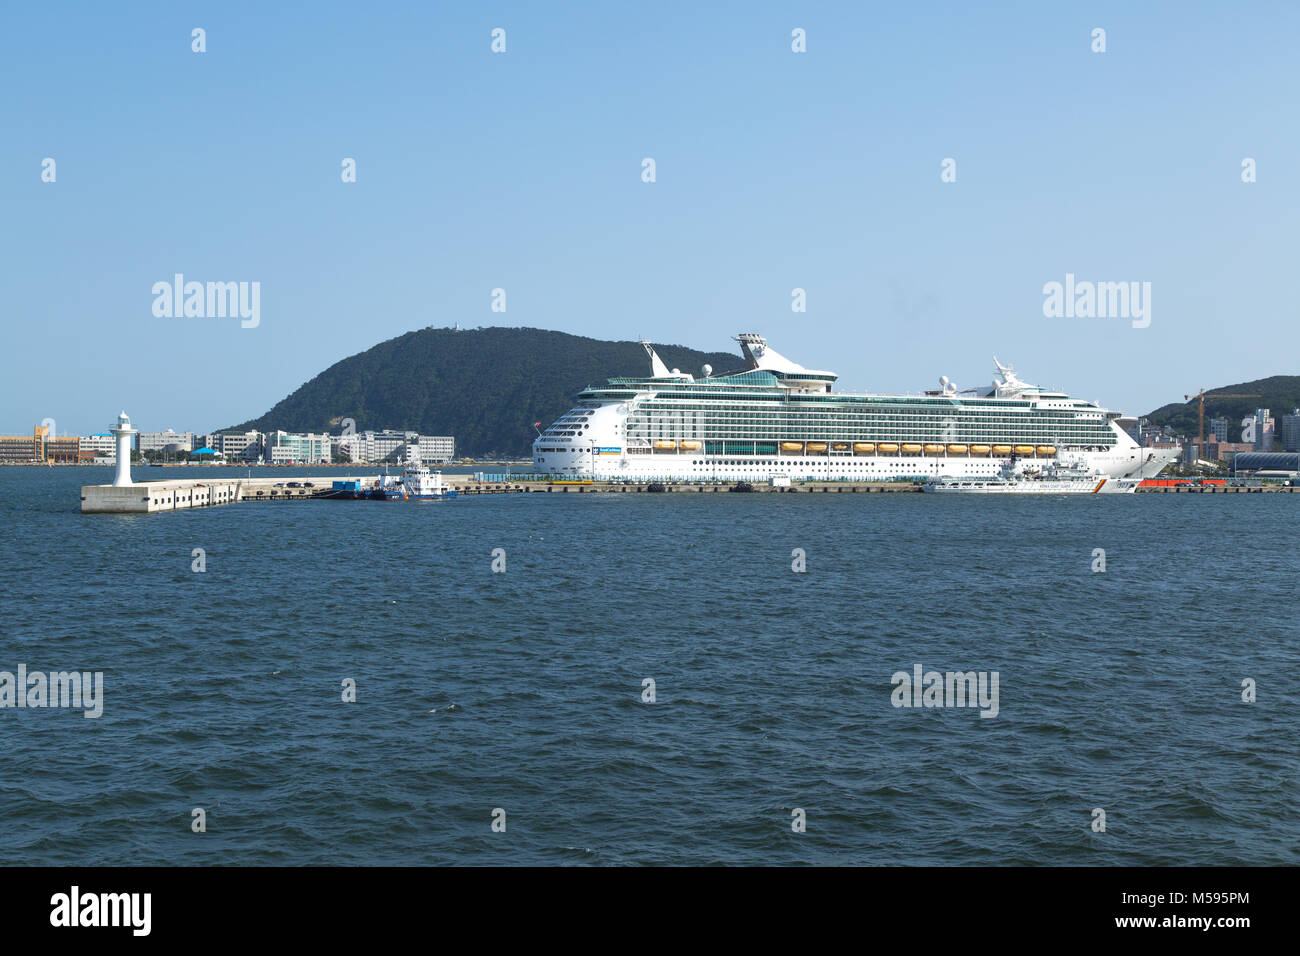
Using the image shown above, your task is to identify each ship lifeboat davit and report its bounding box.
[806,442,828,453]
[878,442,899,454]
[1037,445,1056,456]
[970,444,991,455]
[679,440,702,451]
[992,444,1013,455]
[923,443,945,454]
[1014,445,1035,456]
[780,441,804,453]
[901,443,923,454]
[853,442,875,454]
[947,444,968,454]
[653,439,676,450]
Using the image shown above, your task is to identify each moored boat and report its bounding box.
[922,458,1140,494]
[531,335,1182,481]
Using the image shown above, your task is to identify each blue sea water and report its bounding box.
[0,465,1295,865]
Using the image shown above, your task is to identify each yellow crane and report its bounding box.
[1184,389,1261,457]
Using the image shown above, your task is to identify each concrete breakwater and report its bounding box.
[79,475,1300,512]
[82,476,357,513]
[81,476,927,512]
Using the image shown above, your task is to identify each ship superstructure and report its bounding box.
[531,334,1179,482]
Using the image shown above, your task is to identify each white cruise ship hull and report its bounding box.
[534,437,1178,484]
[531,336,1181,484]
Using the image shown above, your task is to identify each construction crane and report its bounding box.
[1184,389,1261,458]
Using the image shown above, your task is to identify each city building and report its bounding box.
[266,431,330,463]
[1206,440,1254,462]
[137,429,194,455]
[0,425,79,462]
[44,436,82,463]
[0,426,46,462]
[80,433,117,461]
[335,430,454,464]
[416,434,454,463]
[1281,410,1300,453]
[1231,452,1300,477]
[1208,417,1229,442]
[1251,408,1275,452]
[209,431,264,461]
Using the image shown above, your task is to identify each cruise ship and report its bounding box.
[531,334,1179,482]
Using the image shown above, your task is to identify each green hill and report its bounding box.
[1144,376,1300,436]
[228,327,743,458]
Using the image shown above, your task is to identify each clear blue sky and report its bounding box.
[2,1,1297,436]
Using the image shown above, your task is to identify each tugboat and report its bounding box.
[369,474,405,500]
[368,465,458,500]
[395,465,458,499]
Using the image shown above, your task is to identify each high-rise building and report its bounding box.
[1253,408,1275,452]
[1208,417,1229,442]
[1281,410,1300,453]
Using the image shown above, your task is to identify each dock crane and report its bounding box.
[1184,388,1261,458]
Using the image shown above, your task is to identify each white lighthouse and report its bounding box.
[110,410,137,486]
